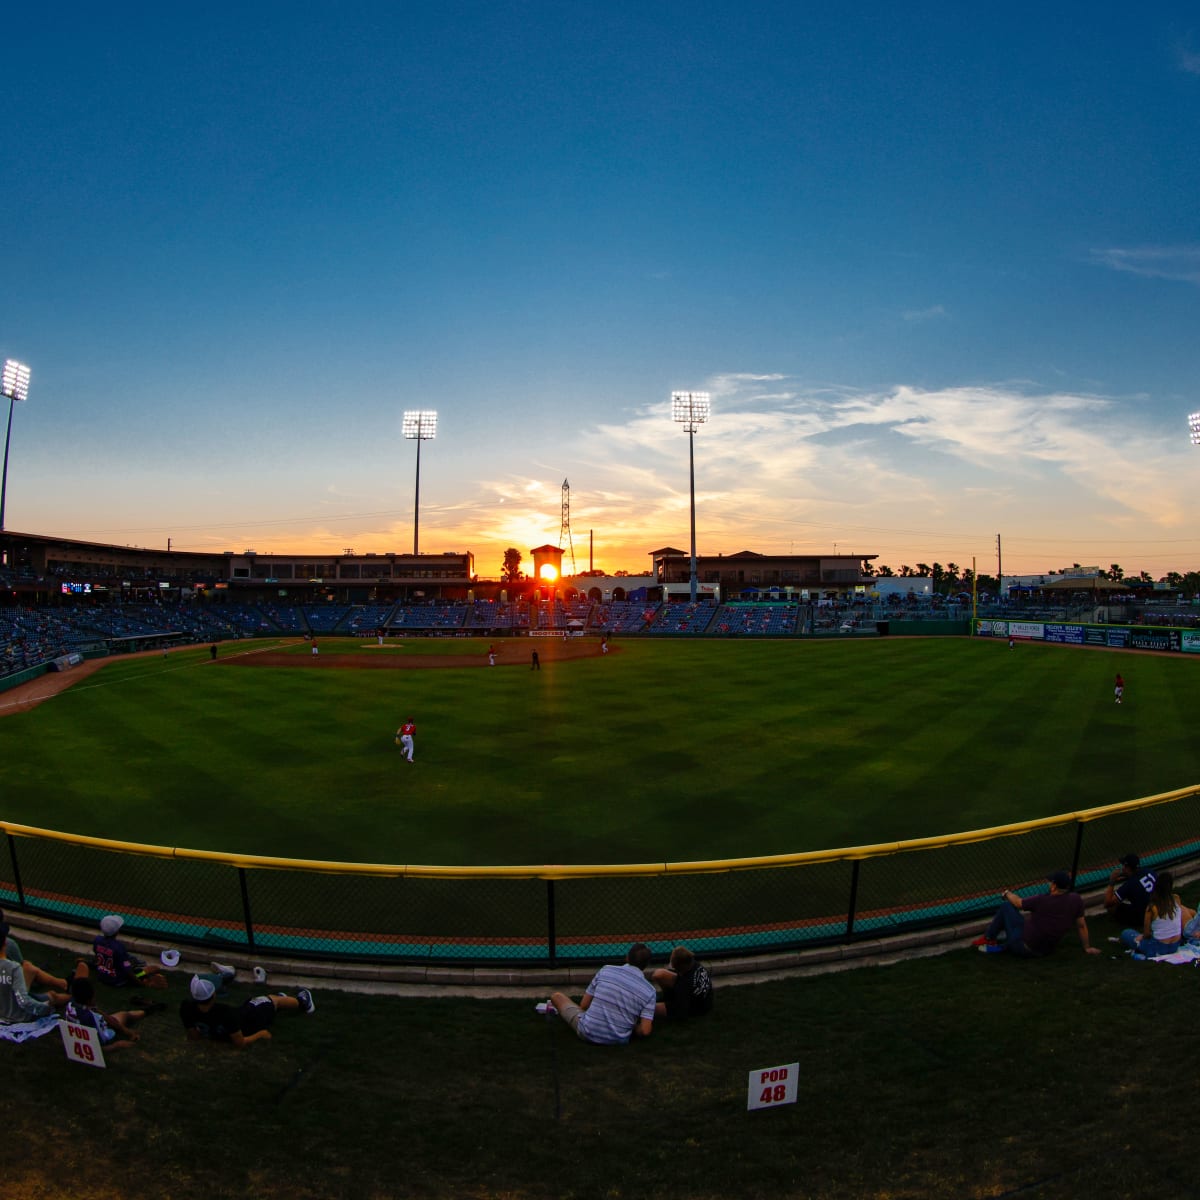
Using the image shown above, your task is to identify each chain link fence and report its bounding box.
[4,785,1199,967]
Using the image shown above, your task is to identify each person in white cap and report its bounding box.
[179,974,315,1048]
[92,914,166,989]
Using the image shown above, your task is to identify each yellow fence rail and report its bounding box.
[4,783,1199,965]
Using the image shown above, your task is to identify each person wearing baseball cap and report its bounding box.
[1103,852,1157,930]
[180,974,315,1049]
[973,870,1101,958]
[92,914,166,989]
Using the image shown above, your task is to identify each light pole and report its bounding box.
[403,409,438,555]
[1,359,31,533]
[1189,412,1200,446]
[671,390,710,603]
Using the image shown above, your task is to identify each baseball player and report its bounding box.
[1114,673,1124,705]
[396,717,416,762]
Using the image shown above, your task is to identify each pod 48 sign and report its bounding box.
[747,1061,799,1111]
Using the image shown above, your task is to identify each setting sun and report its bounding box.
[539,564,558,582]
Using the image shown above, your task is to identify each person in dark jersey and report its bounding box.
[179,975,315,1049]
[650,946,713,1020]
[65,971,165,1049]
[93,915,166,989]
[1103,852,1157,930]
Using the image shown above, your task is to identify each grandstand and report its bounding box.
[2,526,1189,681]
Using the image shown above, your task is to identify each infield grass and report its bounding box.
[3,636,1199,865]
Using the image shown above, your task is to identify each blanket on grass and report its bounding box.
[0,1015,61,1044]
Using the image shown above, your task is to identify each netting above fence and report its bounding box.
[4,784,1199,968]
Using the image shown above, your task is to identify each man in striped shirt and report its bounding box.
[545,943,656,1045]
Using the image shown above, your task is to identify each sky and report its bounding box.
[2,3,1199,580]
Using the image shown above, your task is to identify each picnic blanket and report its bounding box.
[1148,943,1200,966]
[0,1016,62,1044]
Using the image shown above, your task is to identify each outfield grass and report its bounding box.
[4,928,1196,1200]
[3,637,1199,866]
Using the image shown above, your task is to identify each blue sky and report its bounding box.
[2,3,1199,578]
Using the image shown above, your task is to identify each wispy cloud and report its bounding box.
[901,304,946,322]
[547,376,1192,565]
[1178,47,1200,75]
[1088,245,1200,284]
[116,374,1197,577]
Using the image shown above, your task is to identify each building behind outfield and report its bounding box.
[0,530,879,607]
[650,547,877,600]
[0,531,477,605]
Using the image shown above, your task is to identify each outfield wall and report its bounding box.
[4,785,1199,967]
[977,618,1200,654]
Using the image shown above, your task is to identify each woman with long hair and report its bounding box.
[1119,871,1188,959]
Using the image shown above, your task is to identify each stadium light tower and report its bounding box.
[403,409,438,555]
[1189,412,1200,446]
[672,390,710,603]
[1,359,31,533]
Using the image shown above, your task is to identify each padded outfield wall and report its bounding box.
[976,619,1200,654]
[4,785,1199,968]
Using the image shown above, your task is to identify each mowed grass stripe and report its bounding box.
[3,638,1199,866]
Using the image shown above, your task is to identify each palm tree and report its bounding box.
[501,548,524,582]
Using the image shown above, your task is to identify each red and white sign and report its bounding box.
[60,1020,107,1069]
[747,1061,798,1111]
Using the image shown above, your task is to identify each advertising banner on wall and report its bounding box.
[1044,624,1085,644]
[1130,629,1181,652]
[1009,622,1044,640]
[977,619,1191,653]
[975,620,1007,637]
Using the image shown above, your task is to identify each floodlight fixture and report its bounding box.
[1189,412,1200,446]
[671,390,711,603]
[1,359,31,533]
[2,360,30,404]
[403,409,438,556]
[402,410,438,442]
[672,389,710,433]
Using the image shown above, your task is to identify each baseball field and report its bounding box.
[3,634,1199,867]
[6,634,1200,1200]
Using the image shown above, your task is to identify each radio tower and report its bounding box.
[559,479,577,576]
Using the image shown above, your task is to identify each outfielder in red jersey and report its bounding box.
[396,718,416,762]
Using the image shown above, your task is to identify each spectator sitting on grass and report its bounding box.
[0,906,72,999]
[0,922,68,1022]
[544,942,656,1044]
[650,946,713,1021]
[65,969,166,1049]
[1182,903,1200,947]
[93,914,167,989]
[1118,872,1190,959]
[180,974,315,1048]
[1103,852,1157,930]
[973,871,1101,958]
